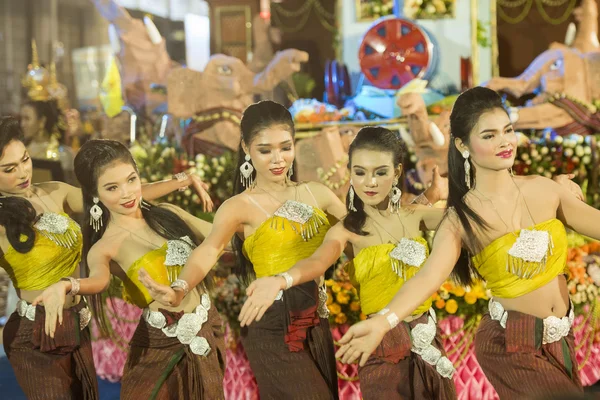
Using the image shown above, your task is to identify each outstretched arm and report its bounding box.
[555,179,600,240]
[32,243,112,337]
[336,216,462,366]
[238,223,349,326]
[139,198,242,307]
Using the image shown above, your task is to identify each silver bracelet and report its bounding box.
[173,172,189,192]
[413,193,432,207]
[277,272,294,290]
[170,279,189,296]
[63,277,80,296]
[386,312,400,329]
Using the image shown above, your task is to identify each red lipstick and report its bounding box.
[496,149,513,159]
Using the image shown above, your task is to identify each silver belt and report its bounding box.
[377,307,455,379]
[16,299,91,331]
[143,293,212,357]
[488,299,574,344]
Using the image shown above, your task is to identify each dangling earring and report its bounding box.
[240,154,254,187]
[509,167,514,177]
[348,180,357,212]
[90,197,103,232]
[462,150,471,189]
[389,178,401,213]
[287,163,294,181]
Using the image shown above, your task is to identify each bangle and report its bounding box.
[277,272,293,290]
[170,279,189,296]
[386,313,400,329]
[413,193,432,207]
[62,277,80,296]
[173,172,189,192]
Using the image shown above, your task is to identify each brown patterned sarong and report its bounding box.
[358,313,457,400]
[241,281,338,400]
[120,305,226,400]
[2,303,98,400]
[475,311,584,399]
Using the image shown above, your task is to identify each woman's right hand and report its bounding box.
[32,281,69,338]
[139,268,181,307]
[238,276,285,327]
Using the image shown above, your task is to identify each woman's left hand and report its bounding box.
[238,276,285,327]
[553,173,584,201]
[335,316,389,366]
[32,281,69,338]
[187,174,214,212]
[423,165,448,203]
[139,268,181,307]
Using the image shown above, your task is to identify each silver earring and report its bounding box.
[287,163,294,180]
[348,180,357,212]
[240,154,254,187]
[90,197,103,232]
[389,179,401,213]
[462,150,471,189]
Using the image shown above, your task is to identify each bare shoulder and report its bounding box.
[36,181,72,196]
[214,195,249,221]
[88,236,117,261]
[515,175,561,199]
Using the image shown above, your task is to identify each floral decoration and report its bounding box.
[404,0,456,20]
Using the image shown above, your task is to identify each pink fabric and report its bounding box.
[90,298,600,398]
[90,298,142,382]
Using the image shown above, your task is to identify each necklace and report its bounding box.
[473,179,553,279]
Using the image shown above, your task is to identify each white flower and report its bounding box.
[575,146,584,157]
[525,159,532,165]
[211,177,218,185]
[219,156,226,164]
[554,136,564,144]
[197,169,205,178]
[215,171,222,178]
[521,153,529,160]
[531,149,539,158]
[196,154,206,162]
[217,165,225,172]
[541,147,549,155]
[410,155,417,163]
[582,156,591,164]
[564,148,574,157]
[185,189,192,196]
[572,156,580,163]
[150,174,158,181]
[536,167,544,174]
[544,172,552,178]
[160,148,171,159]
[584,146,591,155]
[211,157,219,166]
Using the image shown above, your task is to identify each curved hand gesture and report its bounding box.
[335,317,388,367]
[32,281,68,338]
[188,174,214,212]
[238,276,283,327]
[139,268,179,307]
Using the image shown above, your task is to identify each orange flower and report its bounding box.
[445,299,458,314]
[464,292,477,305]
[343,282,354,291]
[452,287,466,297]
[336,292,350,305]
[325,279,335,287]
[331,283,342,293]
[360,313,367,321]
[435,299,446,309]
[350,301,361,312]
[328,303,341,315]
[326,293,333,305]
[335,313,348,325]
[442,282,453,291]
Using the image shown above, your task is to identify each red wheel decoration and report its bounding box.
[359,18,434,90]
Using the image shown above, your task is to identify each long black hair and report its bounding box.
[74,139,206,335]
[231,100,295,284]
[0,117,37,253]
[343,126,406,236]
[446,86,507,286]
[23,99,66,144]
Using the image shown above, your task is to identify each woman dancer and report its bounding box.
[238,126,456,399]
[32,139,225,399]
[139,100,351,399]
[0,117,211,400]
[336,87,599,398]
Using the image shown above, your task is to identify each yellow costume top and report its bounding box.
[347,237,432,316]
[472,219,567,298]
[0,212,82,290]
[123,236,194,308]
[242,191,330,278]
